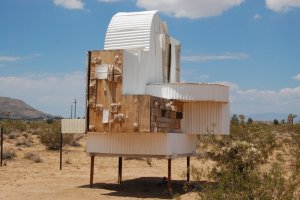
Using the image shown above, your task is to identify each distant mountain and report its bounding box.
[0,96,52,119]
[246,112,299,122]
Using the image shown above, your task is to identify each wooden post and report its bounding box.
[118,157,122,184]
[1,127,3,167]
[167,159,172,193]
[90,155,95,188]
[60,131,63,170]
[187,156,190,183]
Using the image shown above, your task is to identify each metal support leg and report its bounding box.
[167,159,172,193]
[90,155,95,188]
[118,157,122,184]
[187,156,190,183]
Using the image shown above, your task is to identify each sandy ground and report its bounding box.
[0,134,209,200]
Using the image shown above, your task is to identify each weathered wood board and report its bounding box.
[87,50,183,134]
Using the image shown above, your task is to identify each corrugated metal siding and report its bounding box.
[87,132,196,156]
[145,83,229,102]
[61,119,86,134]
[104,11,158,51]
[181,102,230,135]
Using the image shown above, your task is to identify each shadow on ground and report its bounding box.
[79,177,203,199]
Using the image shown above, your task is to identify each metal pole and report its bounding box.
[60,131,62,170]
[1,127,3,167]
[74,99,77,119]
[71,105,73,119]
[118,157,122,184]
[187,156,190,183]
[90,155,95,188]
[167,159,172,193]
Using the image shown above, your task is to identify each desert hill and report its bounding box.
[0,96,51,119]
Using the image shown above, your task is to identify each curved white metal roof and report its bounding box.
[104,10,160,51]
[145,83,229,102]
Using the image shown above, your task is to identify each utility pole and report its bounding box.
[74,99,77,119]
[70,105,73,119]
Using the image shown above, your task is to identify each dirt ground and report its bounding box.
[0,134,209,200]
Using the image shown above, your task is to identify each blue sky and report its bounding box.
[0,0,299,119]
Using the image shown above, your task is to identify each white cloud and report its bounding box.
[182,53,249,62]
[224,81,300,114]
[136,0,245,19]
[266,0,300,12]
[98,0,122,2]
[200,75,209,79]
[0,71,85,117]
[0,55,22,62]
[293,73,300,80]
[253,14,262,20]
[0,54,42,62]
[53,0,85,10]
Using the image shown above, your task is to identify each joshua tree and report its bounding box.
[287,114,297,125]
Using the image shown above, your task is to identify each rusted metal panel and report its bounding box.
[181,102,230,135]
[61,119,86,134]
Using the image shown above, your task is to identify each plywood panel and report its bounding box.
[88,50,123,133]
[138,96,151,132]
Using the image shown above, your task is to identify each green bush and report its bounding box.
[39,121,77,150]
[193,122,297,199]
[40,121,61,150]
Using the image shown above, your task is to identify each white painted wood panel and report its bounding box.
[61,119,86,134]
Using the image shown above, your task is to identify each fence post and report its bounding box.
[1,127,3,167]
[60,131,63,170]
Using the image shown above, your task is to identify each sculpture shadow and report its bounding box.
[79,177,208,199]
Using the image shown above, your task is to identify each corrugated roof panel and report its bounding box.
[145,83,229,102]
[104,11,158,51]
[86,132,196,156]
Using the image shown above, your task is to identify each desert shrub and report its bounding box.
[192,122,297,199]
[24,152,43,163]
[2,148,16,160]
[46,118,54,124]
[274,123,300,134]
[194,139,297,200]
[40,122,61,150]
[8,132,20,139]
[40,121,76,150]
[247,118,253,124]
[230,123,276,160]
[0,120,27,134]
[16,137,33,147]
[213,140,263,174]
[273,119,279,125]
